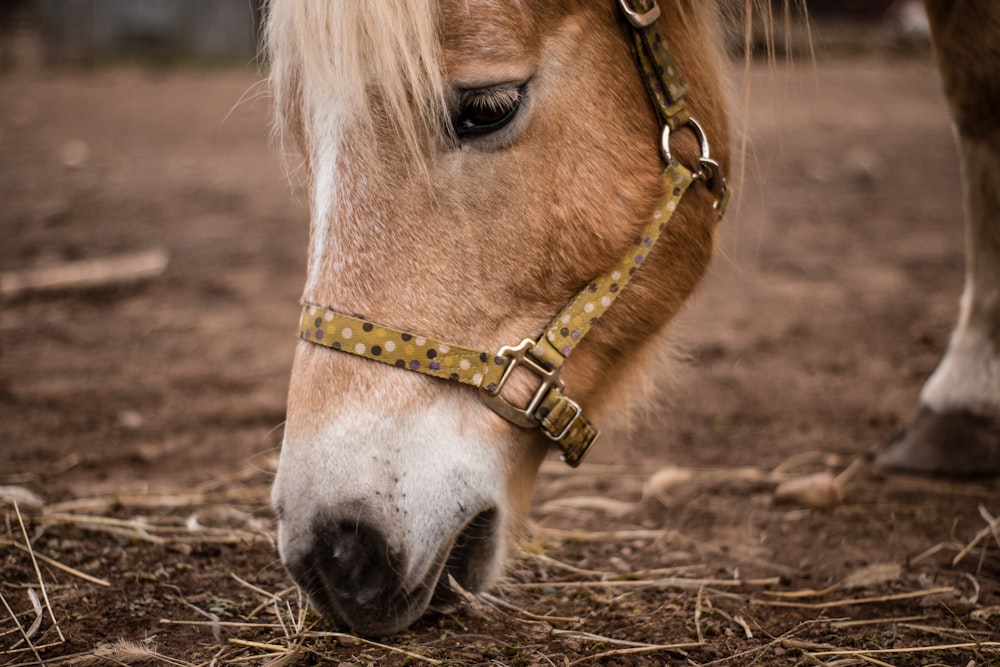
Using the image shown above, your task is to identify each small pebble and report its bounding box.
[774,472,843,509]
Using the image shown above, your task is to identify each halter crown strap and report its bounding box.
[618,0,730,215]
[296,1,727,467]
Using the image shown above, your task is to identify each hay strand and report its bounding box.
[0,589,42,663]
[807,642,1000,658]
[0,539,111,587]
[302,631,444,665]
[754,586,956,610]
[14,501,64,644]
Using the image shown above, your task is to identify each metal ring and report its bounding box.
[618,0,661,28]
[659,116,711,166]
[660,117,728,215]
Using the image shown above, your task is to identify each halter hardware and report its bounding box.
[295,0,729,468]
[661,118,729,215]
[619,0,661,28]
[479,338,565,429]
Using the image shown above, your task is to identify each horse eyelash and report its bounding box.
[462,86,522,113]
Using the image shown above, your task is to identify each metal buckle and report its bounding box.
[479,338,563,429]
[618,0,661,28]
[545,397,582,442]
[660,117,729,216]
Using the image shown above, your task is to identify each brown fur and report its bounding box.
[268,0,733,633]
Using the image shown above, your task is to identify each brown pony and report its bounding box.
[265,0,1000,635]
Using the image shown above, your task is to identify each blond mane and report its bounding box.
[265,0,447,157]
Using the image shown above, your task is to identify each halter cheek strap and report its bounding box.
[296,0,728,467]
[299,164,691,465]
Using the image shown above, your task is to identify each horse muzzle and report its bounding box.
[279,503,502,635]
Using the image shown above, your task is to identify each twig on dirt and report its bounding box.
[273,588,309,641]
[512,575,780,590]
[0,538,111,587]
[182,601,222,644]
[235,574,296,621]
[833,456,864,487]
[536,495,638,517]
[807,642,1000,659]
[951,504,998,567]
[772,450,846,474]
[23,588,43,643]
[37,511,267,545]
[0,247,169,299]
[537,526,672,542]
[697,619,831,667]
[910,541,949,565]
[246,585,297,621]
[44,485,271,515]
[302,631,444,665]
[224,652,288,664]
[828,615,925,629]
[227,638,290,652]
[779,638,840,651]
[224,650,290,663]
[0,589,42,663]
[897,622,995,640]
[230,573,281,602]
[227,629,305,665]
[160,619,283,629]
[753,586,955,610]
[979,504,1000,551]
[762,583,841,599]
[554,628,701,650]
[226,637,298,667]
[733,615,754,639]
[952,526,995,567]
[447,574,553,639]
[14,501,65,644]
[479,592,582,625]
[563,640,704,666]
[517,548,626,579]
[971,606,1000,624]
[695,585,706,644]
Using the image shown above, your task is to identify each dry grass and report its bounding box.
[2,458,998,666]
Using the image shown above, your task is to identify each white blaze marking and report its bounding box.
[305,102,344,296]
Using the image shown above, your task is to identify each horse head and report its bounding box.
[267,0,729,634]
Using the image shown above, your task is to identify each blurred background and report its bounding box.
[0,0,929,69]
[0,0,262,67]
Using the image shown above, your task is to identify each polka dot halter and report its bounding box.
[297,0,729,467]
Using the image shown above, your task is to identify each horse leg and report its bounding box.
[879,1,1000,475]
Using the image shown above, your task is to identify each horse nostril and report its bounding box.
[299,518,406,618]
[432,507,500,607]
[283,506,502,634]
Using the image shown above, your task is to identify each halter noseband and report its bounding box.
[297,0,729,467]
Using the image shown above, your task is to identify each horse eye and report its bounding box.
[452,86,523,139]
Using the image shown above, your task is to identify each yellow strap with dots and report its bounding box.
[298,162,692,466]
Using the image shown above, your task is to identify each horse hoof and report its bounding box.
[878,406,1000,476]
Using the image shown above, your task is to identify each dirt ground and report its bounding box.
[2,39,999,666]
